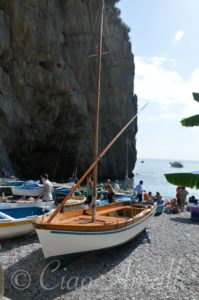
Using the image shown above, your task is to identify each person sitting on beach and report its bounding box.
[143,192,150,201]
[113,180,121,193]
[164,199,179,214]
[37,174,53,202]
[153,192,163,204]
[148,192,153,200]
[106,184,115,204]
[153,192,162,204]
[143,191,153,201]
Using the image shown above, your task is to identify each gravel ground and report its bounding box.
[0,211,199,300]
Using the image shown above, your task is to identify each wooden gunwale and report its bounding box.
[33,203,156,232]
[0,219,32,227]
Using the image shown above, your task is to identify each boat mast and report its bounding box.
[47,103,148,223]
[126,137,129,174]
[92,0,105,222]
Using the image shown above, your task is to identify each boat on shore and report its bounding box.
[11,181,74,198]
[154,200,165,215]
[33,201,156,259]
[115,189,134,198]
[170,161,183,168]
[33,0,149,260]
[0,178,24,186]
[60,195,86,211]
[0,204,53,239]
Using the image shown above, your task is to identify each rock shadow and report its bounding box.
[170,217,199,224]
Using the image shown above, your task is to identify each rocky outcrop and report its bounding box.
[0,0,137,180]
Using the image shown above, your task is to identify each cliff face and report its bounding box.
[0,0,137,180]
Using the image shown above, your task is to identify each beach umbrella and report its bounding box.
[164,170,199,189]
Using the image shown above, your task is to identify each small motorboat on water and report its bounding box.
[0,203,53,239]
[170,161,183,168]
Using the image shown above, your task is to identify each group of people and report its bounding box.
[134,180,163,203]
[85,173,134,206]
[85,177,116,206]
[86,176,162,206]
[165,186,189,214]
[21,172,134,206]
[20,172,190,215]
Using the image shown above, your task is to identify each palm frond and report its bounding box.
[181,114,199,127]
[193,92,199,103]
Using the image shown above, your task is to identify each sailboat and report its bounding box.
[33,0,156,259]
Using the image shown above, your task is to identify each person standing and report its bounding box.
[131,172,135,189]
[123,174,132,190]
[134,180,145,202]
[37,174,53,201]
[85,175,93,206]
[106,185,115,204]
[178,187,189,212]
[176,186,181,207]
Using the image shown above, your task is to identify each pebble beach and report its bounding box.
[1,211,198,300]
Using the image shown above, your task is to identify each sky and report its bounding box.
[117,0,199,160]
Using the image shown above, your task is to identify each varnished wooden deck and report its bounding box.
[33,202,156,232]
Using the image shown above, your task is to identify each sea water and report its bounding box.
[133,158,199,199]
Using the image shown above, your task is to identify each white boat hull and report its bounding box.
[0,220,34,239]
[0,204,54,240]
[11,186,43,197]
[0,201,54,210]
[36,206,156,259]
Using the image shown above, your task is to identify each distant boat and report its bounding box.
[170,161,183,168]
[141,160,144,163]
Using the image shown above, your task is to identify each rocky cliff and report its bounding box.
[0,0,137,180]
